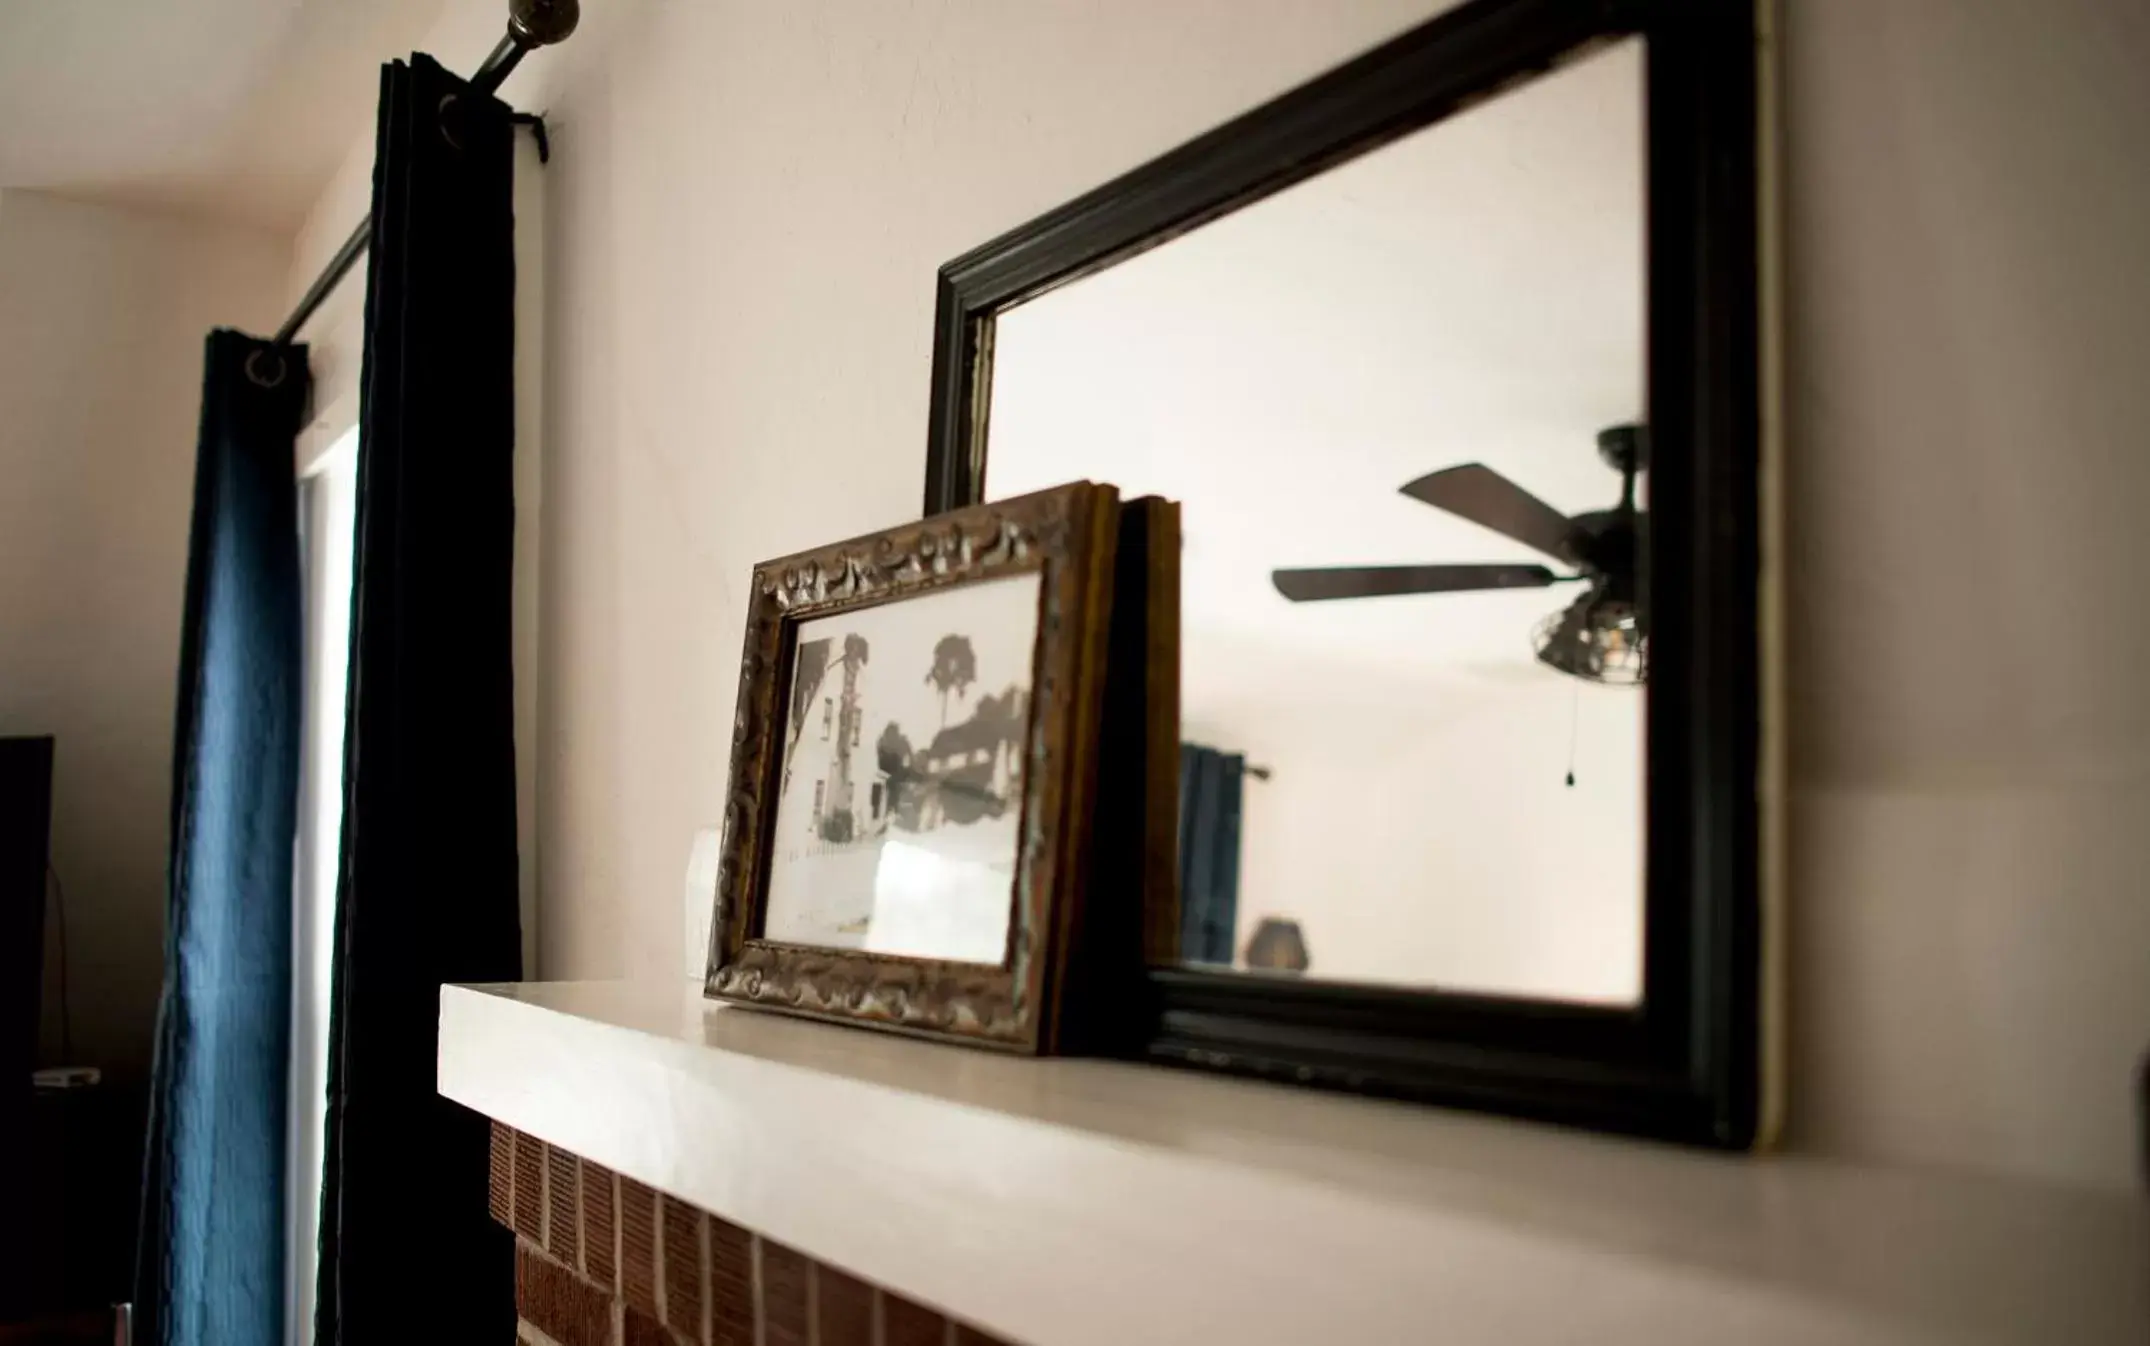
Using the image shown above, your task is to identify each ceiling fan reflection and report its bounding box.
[1271,423,1649,685]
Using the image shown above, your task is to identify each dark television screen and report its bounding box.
[0,735,54,1316]
[1,736,53,1060]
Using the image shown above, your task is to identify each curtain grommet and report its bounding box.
[439,93,466,150]
[245,348,288,389]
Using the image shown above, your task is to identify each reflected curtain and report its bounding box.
[312,54,521,1344]
[137,330,310,1346]
[1178,744,1245,966]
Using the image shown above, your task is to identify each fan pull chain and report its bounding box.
[1565,682,1580,787]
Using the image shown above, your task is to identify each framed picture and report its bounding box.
[705,481,1122,1052]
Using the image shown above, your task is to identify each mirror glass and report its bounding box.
[982,39,1646,1004]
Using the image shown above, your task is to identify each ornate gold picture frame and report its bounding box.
[705,481,1121,1052]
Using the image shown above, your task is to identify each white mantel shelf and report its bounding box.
[439,981,2147,1346]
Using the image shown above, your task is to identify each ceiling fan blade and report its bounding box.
[1272,563,1558,602]
[1400,464,1578,563]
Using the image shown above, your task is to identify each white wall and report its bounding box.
[289,0,2150,1192]
[0,188,289,1082]
[1780,0,2150,1191]
[1221,678,1643,1003]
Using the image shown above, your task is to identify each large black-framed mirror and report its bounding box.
[921,0,1770,1148]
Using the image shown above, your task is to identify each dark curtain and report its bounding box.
[136,331,309,1346]
[1178,744,1246,966]
[313,55,521,1345]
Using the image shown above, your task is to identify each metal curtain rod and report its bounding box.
[272,0,579,347]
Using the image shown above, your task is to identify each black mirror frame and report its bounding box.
[920,0,1768,1148]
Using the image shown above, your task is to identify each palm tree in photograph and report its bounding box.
[820,633,871,841]
[924,633,977,728]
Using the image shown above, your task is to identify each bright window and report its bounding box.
[288,426,357,1345]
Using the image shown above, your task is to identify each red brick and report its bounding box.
[660,1196,704,1337]
[516,1243,612,1346]
[816,1265,874,1346]
[624,1302,690,1346]
[488,1121,514,1227]
[883,1293,947,1346]
[620,1177,661,1320]
[547,1147,582,1266]
[708,1217,755,1346]
[761,1241,810,1346]
[582,1161,619,1292]
[506,1156,1010,1346]
[513,1131,546,1243]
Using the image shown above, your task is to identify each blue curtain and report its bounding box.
[136,330,309,1346]
[1178,744,1246,966]
[312,54,522,1344]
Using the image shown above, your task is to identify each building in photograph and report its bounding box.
[783,635,888,844]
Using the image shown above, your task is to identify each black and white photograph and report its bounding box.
[761,571,1043,964]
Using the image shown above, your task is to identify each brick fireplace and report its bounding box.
[490,1122,1013,1346]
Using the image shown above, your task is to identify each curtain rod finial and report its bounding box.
[508,0,578,47]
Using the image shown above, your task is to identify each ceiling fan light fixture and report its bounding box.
[1533,590,1647,685]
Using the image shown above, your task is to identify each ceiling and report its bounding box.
[0,0,448,229]
[986,37,1645,717]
